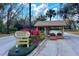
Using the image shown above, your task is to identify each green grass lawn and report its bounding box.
[70,31,79,35]
[0,33,14,38]
[0,34,9,37]
[65,30,79,35]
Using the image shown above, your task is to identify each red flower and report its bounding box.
[32,28,40,36]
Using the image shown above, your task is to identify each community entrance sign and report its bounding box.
[15,31,30,47]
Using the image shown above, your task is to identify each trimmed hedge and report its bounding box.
[50,28,61,30]
[8,44,37,56]
[9,28,18,33]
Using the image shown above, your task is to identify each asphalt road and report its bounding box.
[0,36,16,56]
[33,32,79,56]
[0,32,79,56]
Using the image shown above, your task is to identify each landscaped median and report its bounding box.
[8,44,37,56]
[28,39,47,56]
[8,31,46,56]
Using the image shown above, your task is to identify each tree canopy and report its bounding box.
[46,9,56,21]
[36,15,46,21]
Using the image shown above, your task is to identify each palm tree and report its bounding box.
[46,9,56,21]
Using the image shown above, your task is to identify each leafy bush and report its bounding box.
[10,28,18,33]
[50,28,61,30]
[0,27,2,32]
[38,33,45,41]
[29,38,33,44]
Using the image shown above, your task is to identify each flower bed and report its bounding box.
[8,29,45,56]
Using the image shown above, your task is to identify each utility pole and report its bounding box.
[29,3,32,37]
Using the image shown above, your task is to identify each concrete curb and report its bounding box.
[28,39,47,56]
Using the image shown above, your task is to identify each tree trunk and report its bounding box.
[6,12,10,34]
[50,17,51,21]
[6,19,10,34]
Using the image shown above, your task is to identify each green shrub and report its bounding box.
[10,28,18,33]
[29,38,33,44]
[38,33,45,41]
[50,28,61,30]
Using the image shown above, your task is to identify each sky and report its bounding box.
[7,3,79,21]
[2,3,79,22]
[31,3,59,15]
[22,3,62,21]
[2,3,63,24]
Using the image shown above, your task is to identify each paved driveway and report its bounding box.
[34,32,79,56]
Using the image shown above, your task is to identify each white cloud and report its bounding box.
[19,3,28,6]
[53,8,58,11]
[37,4,47,11]
[31,4,36,10]
[32,3,48,16]
[44,8,48,15]
[31,3,58,17]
